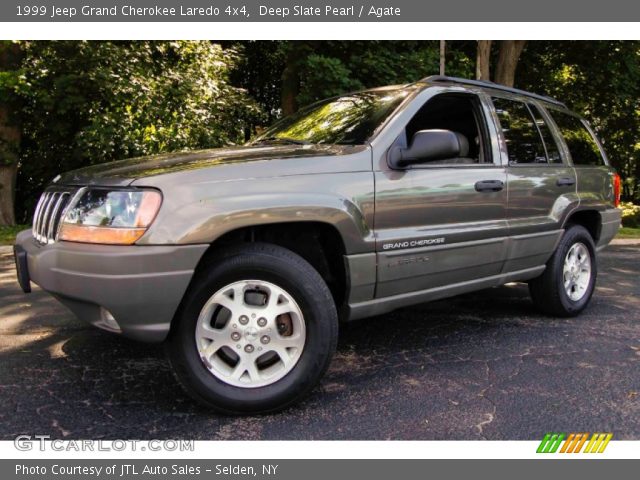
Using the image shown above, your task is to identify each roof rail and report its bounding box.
[421,75,565,107]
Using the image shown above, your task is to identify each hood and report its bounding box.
[54,144,366,187]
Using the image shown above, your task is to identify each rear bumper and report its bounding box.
[15,230,208,342]
[597,208,622,252]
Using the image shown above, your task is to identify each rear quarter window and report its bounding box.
[550,111,605,166]
[492,97,547,165]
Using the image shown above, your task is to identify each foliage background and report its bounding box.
[1,40,639,223]
[7,41,262,220]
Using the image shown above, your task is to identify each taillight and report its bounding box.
[613,173,621,207]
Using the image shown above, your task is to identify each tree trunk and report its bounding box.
[0,100,19,226]
[0,163,17,226]
[635,157,640,203]
[281,46,300,116]
[439,40,446,76]
[476,41,492,81]
[494,40,527,87]
[0,41,22,226]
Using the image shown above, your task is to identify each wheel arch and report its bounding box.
[141,191,373,255]
[563,208,602,243]
[183,220,351,321]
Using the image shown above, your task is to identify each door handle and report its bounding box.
[475,180,504,192]
[556,177,576,187]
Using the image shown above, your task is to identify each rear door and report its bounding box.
[489,96,578,273]
[373,90,509,298]
[546,108,612,210]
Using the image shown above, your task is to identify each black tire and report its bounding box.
[529,224,597,317]
[167,242,338,414]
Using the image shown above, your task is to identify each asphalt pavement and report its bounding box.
[0,243,638,440]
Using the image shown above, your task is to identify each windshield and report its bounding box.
[251,87,414,146]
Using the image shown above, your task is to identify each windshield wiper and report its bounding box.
[254,136,310,145]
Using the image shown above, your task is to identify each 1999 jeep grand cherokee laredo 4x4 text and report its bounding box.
[14,76,621,413]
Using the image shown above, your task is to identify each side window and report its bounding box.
[550,111,604,166]
[403,93,488,165]
[492,97,547,164]
[529,105,563,164]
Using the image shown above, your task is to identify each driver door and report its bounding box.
[374,92,508,298]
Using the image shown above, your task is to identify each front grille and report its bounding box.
[32,189,73,244]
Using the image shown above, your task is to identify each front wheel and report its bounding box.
[167,243,338,414]
[529,224,597,317]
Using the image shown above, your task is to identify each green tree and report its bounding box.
[517,41,640,199]
[233,41,474,117]
[228,41,286,124]
[6,40,640,222]
[14,41,262,222]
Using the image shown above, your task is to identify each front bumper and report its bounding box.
[15,230,208,342]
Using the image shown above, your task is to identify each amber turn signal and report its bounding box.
[58,224,147,245]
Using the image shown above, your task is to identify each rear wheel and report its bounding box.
[529,224,597,317]
[167,243,338,414]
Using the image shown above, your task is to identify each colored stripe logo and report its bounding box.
[537,433,612,453]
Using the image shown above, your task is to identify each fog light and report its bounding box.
[99,307,121,332]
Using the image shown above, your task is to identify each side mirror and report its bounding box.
[388,129,467,168]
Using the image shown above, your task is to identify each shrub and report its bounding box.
[620,202,640,228]
[14,41,264,222]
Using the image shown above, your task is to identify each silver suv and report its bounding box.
[14,76,621,413]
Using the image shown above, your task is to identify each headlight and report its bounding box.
[58,188,162,245]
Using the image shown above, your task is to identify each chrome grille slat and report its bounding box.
[32,189,73,245]
[47,193,66,242]
[33,193,44,242]
[32,195,46,242]
[53,194,70,241]
[35,193,53,242]
[34,192,49,241]
[40,193,56,242]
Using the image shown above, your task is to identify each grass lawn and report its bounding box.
[0,225,29,246]
[616,227,640,239]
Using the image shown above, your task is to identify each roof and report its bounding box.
[420,75,566,107]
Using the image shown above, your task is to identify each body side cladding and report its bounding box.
[343,252,377,306]
[345,231,564,321]
[347,265,545,321]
